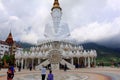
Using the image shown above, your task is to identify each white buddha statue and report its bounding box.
[44,0,70,38]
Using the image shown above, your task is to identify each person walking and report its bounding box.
[10,65,15,79]
[41,65,46,80]
[47,70,54,80]
[7,67,13,80]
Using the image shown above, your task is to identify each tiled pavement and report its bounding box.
[1,67,120,80]
[13,72,89,80]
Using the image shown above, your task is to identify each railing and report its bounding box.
[35,59,75,70]
[60,59,75,69]
[35,60,50,70]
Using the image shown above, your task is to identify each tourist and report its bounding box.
[29,63,32,71]
[97,62,99,67]
[48,64,51,71]
[118,62,120,68]
[41,65,46,80]
[10,65,15,79]
[23,63,25,69]
[64,64,67,71]
[47,70,54,80]
[101,62,104,67]
[18,62,21,72]
[7,67,14,80]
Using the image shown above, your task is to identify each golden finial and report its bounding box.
[51,0,62,11]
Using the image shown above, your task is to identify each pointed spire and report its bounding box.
[51,0,62,11]
[5,32,14,45]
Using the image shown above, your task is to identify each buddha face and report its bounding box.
[51,9,62,22]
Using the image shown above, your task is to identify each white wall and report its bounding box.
[0,44,9,55]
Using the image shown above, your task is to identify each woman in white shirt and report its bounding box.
[41,66,46,80]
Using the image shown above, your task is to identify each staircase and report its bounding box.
[60,59,75,69]
[35,60,50,70]
[35,59,75,70]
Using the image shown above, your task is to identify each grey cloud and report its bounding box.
[0,0,120,47]
[2,0,40,17]
[97,32,120,48]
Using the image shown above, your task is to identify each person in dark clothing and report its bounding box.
[10,65,15,79]
[7,67,13,80]
[7,66,15,80]
[18,62,21,72]
[47,70,54,80]
[29,64,32,71]
[64,64,67,71]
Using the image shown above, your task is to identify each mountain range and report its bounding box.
[81,42,120,58]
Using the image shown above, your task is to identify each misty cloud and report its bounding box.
[0,0,120,47]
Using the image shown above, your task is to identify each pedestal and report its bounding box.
[51,63,59,70]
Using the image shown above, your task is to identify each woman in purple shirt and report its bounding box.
[47,70,54,80]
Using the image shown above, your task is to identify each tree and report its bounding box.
[1,52,15,67]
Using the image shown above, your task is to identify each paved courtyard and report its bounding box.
[0,67,120,80]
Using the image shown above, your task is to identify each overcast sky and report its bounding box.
[0,0,120,47]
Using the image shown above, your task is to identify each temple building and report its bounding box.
[15,0,97,70]
[0,32,23,55]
